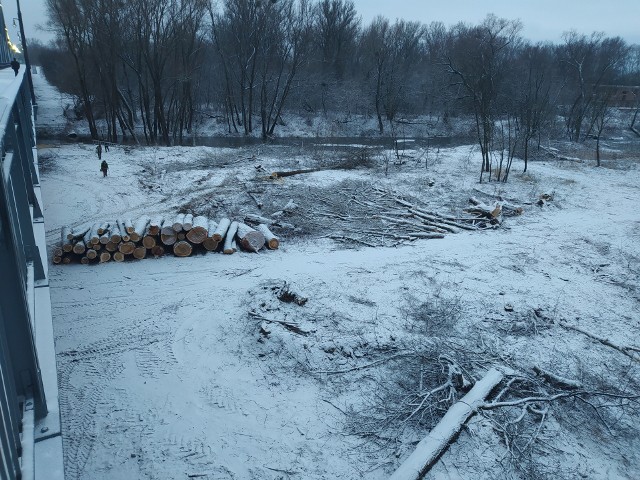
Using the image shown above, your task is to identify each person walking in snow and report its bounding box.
[100,160,109,177]
[10,58,19,76]
[96,143,103,160]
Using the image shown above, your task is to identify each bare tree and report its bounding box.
[444,15,523,181]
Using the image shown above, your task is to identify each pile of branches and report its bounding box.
[293,183,523,248]
[53,214,279,265]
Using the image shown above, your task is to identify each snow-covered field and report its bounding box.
[34,70,640,479]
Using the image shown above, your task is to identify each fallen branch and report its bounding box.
[559,321,640,362]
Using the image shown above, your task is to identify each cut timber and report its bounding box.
[53,247,63,257]
[173,240,193,257]
[105,241,118,252]
[99,252,111,263]
[86,249,97,260]
[61,227,74,252]
[213,218,231,242]
[118,241,136,255]
[62,257,71,265]
[72,240,86,255]
[151,245,165,257]
[80,256,89,265]
[118,220,131,242]
[160,219,175,236]
[52,255,62,264]
[182,214,194,231]
[173,213,186,232]
[177,232,186,241]
[236,223,265,253]
[142,233,157,249]
[89,223,101,245]
[223,221,239,254]
[133,246,147,260]
[148,217,163,236]
[130,217,150,242]
[161,232,177,246]
[82,229,92,248]
[186,216,209,244]
[389,368,504,480]
[99,231,110,245]
[113,251,125,262]
[70,225,90,241]
[202,220,219,251]
[123,218,136,234]
[257,224,279,249]
[97,222,110,235]
[109,223,122,243]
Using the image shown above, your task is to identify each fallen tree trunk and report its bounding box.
[256,224,279,249]
[236,223,265,253]
[389,368,504,480]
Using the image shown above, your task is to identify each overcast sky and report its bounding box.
[2,0,640,46]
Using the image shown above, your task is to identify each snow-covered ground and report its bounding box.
[34,70,640,479]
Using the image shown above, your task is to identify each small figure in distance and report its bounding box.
[96,142,102,160]
[10,57,19,76]
[100,159,108,177]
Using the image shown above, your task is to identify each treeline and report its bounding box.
[40,1,640,157]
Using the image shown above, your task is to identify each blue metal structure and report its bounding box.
[0,5,64,480]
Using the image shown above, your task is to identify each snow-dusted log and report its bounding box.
[151,245,165,257]
[245,214,275,225]
[256,224,279,249]
[113,251,125,262]
[213,218,231,242]
[182,214,194,231]
[142,231,157,249]
[118,220,131,242]
[72,239,86,255]
[186,216,209,244]
[97,222,110,235]
[161,231,177,246]
[86,249,98,260]
[173,213,186,232]
[173,240,193,257]
[119,241,136,255]
[69,225,90,241]
[223,221,239,254]
[99,252,111,263]
[148,217,163,236]
[88,223,101,245]
[105,241,118,252]
[80,256,89,265]
[109,223,122,244]
[389,368,504,480]
[130,217,150,242]
[202,220,219,251]
[123,218,136,234]
[61,227,74,252]
[99,231,111,245]
[52,255,62,264]
[160,219,175,236]
[236,223,265,253]
[133,246,147,260]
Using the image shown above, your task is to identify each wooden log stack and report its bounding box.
[55,213,278,265]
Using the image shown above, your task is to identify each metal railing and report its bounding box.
[0,68,56,480]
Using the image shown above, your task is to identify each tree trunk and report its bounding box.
[236,223,265,253]
[389,368,504,480]
[213,218,231,242]
[256,224,279,249]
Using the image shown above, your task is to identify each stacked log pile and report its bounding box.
[53,215,280,265]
